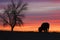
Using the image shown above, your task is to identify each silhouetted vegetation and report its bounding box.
[38,22,49,32]
[0,0,27,32]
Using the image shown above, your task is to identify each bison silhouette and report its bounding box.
[39,22,49,32]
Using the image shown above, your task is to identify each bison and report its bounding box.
[39,22,50,32]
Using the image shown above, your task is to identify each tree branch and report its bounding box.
[16,0,22,9]
[0,15,10,25]
[17,3,27,14]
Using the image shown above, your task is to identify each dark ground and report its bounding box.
[0,31,60,40]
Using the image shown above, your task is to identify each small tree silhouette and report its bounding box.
[0,0,27,32]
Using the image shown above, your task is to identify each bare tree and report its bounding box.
[0,0,27,32]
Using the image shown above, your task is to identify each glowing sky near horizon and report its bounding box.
[0,0,60,32]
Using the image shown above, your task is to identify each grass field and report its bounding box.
[0,31,60,40]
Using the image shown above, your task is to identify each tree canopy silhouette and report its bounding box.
[0,0,27,32]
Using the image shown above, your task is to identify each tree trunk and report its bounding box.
[11,27,14,32]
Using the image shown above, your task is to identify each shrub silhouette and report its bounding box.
[39,22,49,32]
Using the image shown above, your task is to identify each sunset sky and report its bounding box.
[0,0,60,32]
